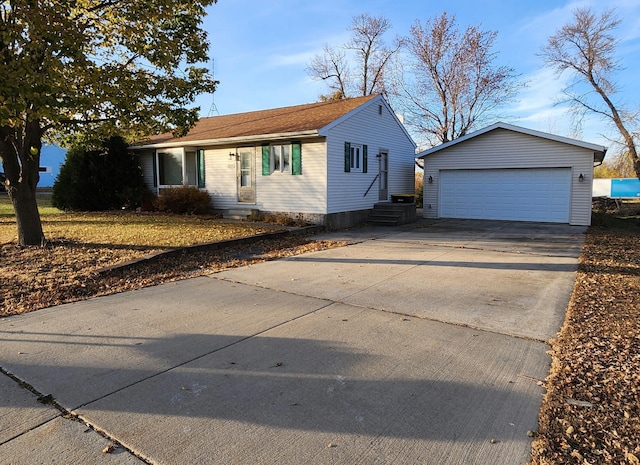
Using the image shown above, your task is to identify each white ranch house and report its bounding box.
[131,94,417,229]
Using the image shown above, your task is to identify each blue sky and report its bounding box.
[196,0,640,153]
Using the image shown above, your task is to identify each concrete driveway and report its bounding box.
[0,219,585,465]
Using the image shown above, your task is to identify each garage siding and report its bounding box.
[422,128,596,226]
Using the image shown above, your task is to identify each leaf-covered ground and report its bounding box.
[0,227,346,317]
[531,217,640,464]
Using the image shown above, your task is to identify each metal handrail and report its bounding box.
[363,173,379,197]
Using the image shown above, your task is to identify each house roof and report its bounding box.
[132,94,382,148]
[416,122,607,163]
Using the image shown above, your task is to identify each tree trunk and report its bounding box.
[0,120,46,246]
[11,186,45,246]
[633,155,640,182]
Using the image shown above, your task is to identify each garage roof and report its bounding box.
[417,122,607,163]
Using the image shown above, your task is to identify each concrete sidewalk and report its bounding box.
[0,219,585,464]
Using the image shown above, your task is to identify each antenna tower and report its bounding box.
[208,58,219,116]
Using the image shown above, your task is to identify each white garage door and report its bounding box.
[439,168,571,223]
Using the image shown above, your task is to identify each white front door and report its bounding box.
[237,148,255,203]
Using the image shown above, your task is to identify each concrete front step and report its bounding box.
[222,209,259,220]
[367,218,402,226]
[367,202,417,226]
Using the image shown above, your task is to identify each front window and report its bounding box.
[185,151,197,186]
[156,148,204,188]
[271,144,291,174]
[158,149,183,185]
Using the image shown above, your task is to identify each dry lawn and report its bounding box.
[531,205,640,464]
[0,196,345,316]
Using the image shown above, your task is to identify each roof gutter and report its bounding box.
[129,130,321,150]
[594,148,607,166]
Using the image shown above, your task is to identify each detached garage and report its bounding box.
[418,123,607,226]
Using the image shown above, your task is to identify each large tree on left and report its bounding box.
[0,0,217,245]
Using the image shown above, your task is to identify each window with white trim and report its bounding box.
[271,144,291,174]
[262,142,302,176]
[344,142,368,173]
[350,144,363,172]
[154,148,205,188]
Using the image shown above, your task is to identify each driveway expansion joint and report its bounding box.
[339,303,552,344]
[1,366,154,464]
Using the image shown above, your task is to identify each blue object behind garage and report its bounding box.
[39,145,66,187]
[611,179,640,198]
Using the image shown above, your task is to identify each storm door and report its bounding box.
[378,151,389,201]
[237,148,255,203]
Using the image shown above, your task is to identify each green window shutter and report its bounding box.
[292,142,302,175]
[344,142,351,172]
[262,144,271,175]
[197,149,205,188]
[363,144,368,173]
[152,151,158,187]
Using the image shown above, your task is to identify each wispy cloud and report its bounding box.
[514,68,568,114]
[268,51,317,68]
[516,1,587,41]
[510,68,586,137]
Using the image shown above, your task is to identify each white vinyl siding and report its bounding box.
[204,139,327,214]
[422,128,596,226]
[205,147,238,209]
[139,150,155,188]
[325,99,416,214]
[257,139,326,213]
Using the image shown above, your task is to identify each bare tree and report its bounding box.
[346,14,398,96]
[307,13,399,99]
[541,7,640,180]
[390,12,521,147]
[307,45,350,100]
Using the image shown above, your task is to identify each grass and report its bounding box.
[0,193,282,247]
[0,192,59,217]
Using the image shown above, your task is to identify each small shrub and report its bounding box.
[154,186,211,214]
